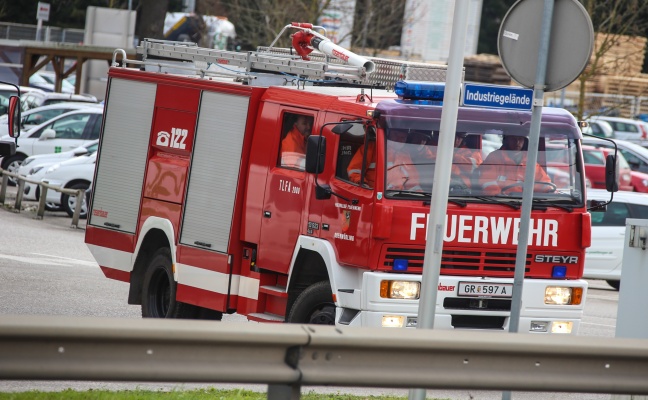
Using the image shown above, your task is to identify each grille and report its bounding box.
[383,246,531,278]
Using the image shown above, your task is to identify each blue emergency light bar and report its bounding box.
[394,80,445,102]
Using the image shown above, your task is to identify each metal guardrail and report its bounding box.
[0,169,85,228]
[1,315,648,399]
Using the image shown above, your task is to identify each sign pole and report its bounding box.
[502,1,554,399]
[408,1,470,399]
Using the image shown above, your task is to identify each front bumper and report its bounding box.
[336,272,587,334]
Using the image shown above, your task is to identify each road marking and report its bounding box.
[0,253,97,267]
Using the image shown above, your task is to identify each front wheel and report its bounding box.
[141,248,198,319]
[1,154,26,186]
[61,182,89,218]
[286,281,335,325]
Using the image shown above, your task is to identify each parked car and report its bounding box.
[0,108,103,180]
[589,116,648,144]
[583,118,614,139]
[41,152,96,218]
[582,137,648,175]
[0,84,38,116]
[582,145,633,192]
[585,189,648,290]
[29,71,75,93]
[0,102,103,137]
[19,140,99,211]
[20,89,98,112]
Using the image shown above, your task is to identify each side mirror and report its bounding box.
[7,95,21,138]
[605,154,619,192]
[587,199,607,212]
[305,135,325,174]
[72,147,89,156]
[40,128,56,140]
[332,123,353,135]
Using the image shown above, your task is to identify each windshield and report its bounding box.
[381,112,585,204]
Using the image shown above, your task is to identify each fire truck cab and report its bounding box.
[86,31,603,334]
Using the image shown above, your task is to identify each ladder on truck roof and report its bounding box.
[112,23,451,90]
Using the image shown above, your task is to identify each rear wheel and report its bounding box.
[606,280,620,291]
[61,182,89,218]
[286,281,335,325]
[141,248,198,319]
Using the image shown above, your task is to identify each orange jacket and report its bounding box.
[348,142,422,190]
[479,149,552,195]
[280,127,306,169]
[411,145,482,188]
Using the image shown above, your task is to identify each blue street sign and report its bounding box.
[463,83,533,111]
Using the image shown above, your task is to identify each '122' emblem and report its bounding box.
[157,128,188,149]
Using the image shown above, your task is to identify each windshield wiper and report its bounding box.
[386,190,431,198]
[531,199,574,212]
[471,196,521,210]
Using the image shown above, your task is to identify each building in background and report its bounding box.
[318,0,356,48]
[82,6,136,100]
[401,0,483,62]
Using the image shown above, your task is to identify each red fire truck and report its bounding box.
[86,25,610,334]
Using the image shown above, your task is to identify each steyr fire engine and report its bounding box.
[86,24,610,334]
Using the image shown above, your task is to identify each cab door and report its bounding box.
[315,113,375,268]
[256,108,317,273]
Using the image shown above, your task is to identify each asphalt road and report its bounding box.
[0,187,620,399]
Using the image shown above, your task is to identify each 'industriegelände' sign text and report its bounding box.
[463,83,533,111]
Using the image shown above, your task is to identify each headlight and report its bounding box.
[28,166,43,175]
[642,179,648,187]
[380,280,420,299]
[22,157,34,166]
[46,164,60,173]
[545,286,583,305]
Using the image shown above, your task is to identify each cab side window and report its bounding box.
[279,112,313,171]
[339,124,375,188]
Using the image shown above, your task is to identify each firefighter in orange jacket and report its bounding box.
[281,115,313,169]
[347,129,422,191]
[479,135,553,195]
[410,131,482,191]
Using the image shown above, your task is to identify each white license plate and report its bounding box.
[458,282,513,298]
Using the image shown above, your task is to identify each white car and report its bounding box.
[589,116,648,144]
[0,102,103,137]
[585,189,648,290]
[20,88,98,112]
[37,152,97,218]
[20,140,99,210]
[0,107,103,179]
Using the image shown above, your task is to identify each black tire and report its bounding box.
[45,203,64,212]
[1,153,26,186]
[606,280,620,291]
[35,186,64,211]
[61,182,89,218]
[141,248,198,319]
[286,281,335,325]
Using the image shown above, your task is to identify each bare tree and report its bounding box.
[350,0,406,57]
[136,0,171,41]
[214,0,332,50]
[575,0,648,119]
